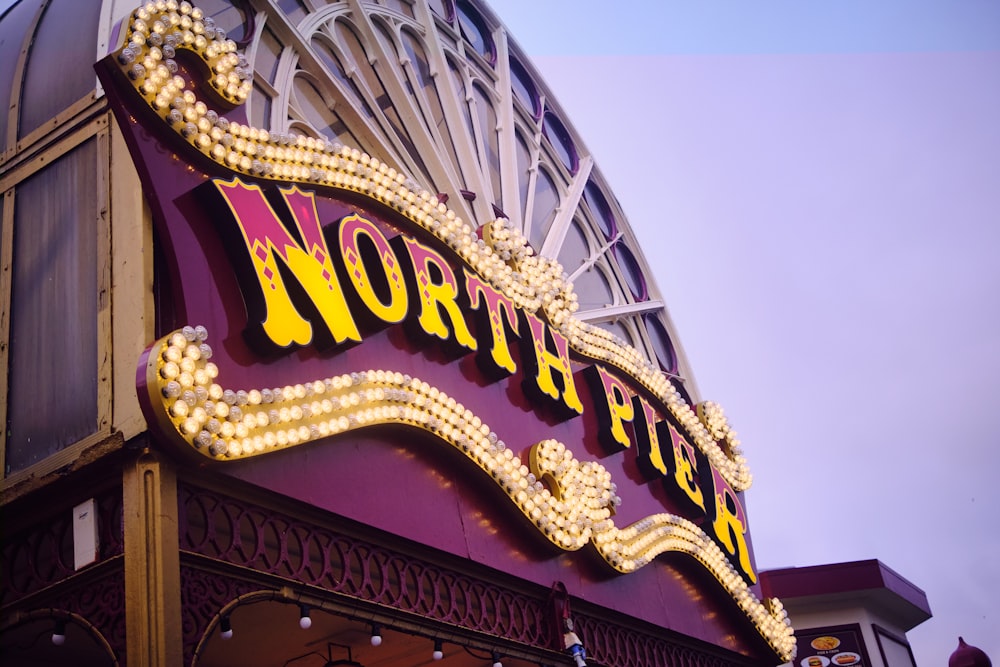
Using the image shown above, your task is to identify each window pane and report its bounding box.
[542,111,577,174]
[456,1,492,61]
[509,58,539,118]
[291,75,357,146]
[197,0,251,44]
[250,82,272,130]
[584,181,616,239]
[254,27,283,85]
[7,139,99,472]
[401,30,463,184]
[18,0,101,138]
[644,314,678,374]
[614,241,647,300]
[528,167,558,250]
[515,132,531,221]
[472,84,501,206]
[0,0,43,147]
[597,319,633,348]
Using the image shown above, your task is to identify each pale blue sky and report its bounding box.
[493,2,1000,666]
[494,0,1000,54]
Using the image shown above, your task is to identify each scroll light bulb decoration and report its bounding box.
[118,1,794,660]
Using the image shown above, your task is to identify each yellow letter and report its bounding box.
[397,237,476,352]
[632,396,668,479]
[211,178,361,349]
[521,312,583,417]
[709,465,756,584]
[338,214,408,326]
[584,366,634,451]
[465,270,519,377]
[666,422,705,512]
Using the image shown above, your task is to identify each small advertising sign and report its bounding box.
[797,625,872,667]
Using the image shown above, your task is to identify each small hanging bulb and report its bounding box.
[51,620,67,646]
[432,639,444,661]
[298,604,312,630]
[370,623,382,646]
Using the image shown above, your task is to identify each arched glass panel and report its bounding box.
[427,0,454,20]
[472,84,501,206]
[0,0,41,147]
[560,220,616,310]
[335,20,430,181]
[614,241,647,301]
[584,181,616,240]
[378,0,415,19]
[198,0,252,45]
[313,37,376,123]
[456,1,493,61]
[291,75,358,146]
[574,266,616,311]
[509,58,539,118]
[542,111,577,174]
[276,0,307,26]
[7,139,99,472]
[250,82,273,130]
[253,27,283,85]
[401,30,463,178]
[18,0,101,139]
[597,319,634,347]
[528,167,558,250]
[644,314,678,374]
[515,133,532,223]
[448,58,475,140]
[557,219,589,273]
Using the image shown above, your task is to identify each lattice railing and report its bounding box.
[0,488,123,607]
[178,483,549,646]
[178,483,757,667]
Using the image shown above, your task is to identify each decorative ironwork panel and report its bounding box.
[577,613,749,667]
[180,566,267,667]
[1,487,123,607]
[178,484,549,647]
[47,566,127,663]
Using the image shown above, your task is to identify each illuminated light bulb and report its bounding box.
[298,605,312,629]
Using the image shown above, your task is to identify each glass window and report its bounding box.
[528,167,558,250]
[644,314,677,374]
[197,0,252,45]
[18,0,101,139]
[614,241,646,300]
[509,58,539,118]
[597,319,634,348]
[559,221,617,311]
[254,27,283,85]
[557,219,589,274]
[515,132,531,222]
[448,57,475,140]
[6,139,99,473]
[314,37,376,123]
[291,75,357,146]
[456,1,493,62]
[427,0,453,20]
[250,82,272,130]
[378,0,415,19]
[472,84,501,206]
[0,0,42,148]
[335,20,431,182]
[584,181,616,240]
[542,111,577,174]
[276,0,307,26]
[401,30,462,178]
